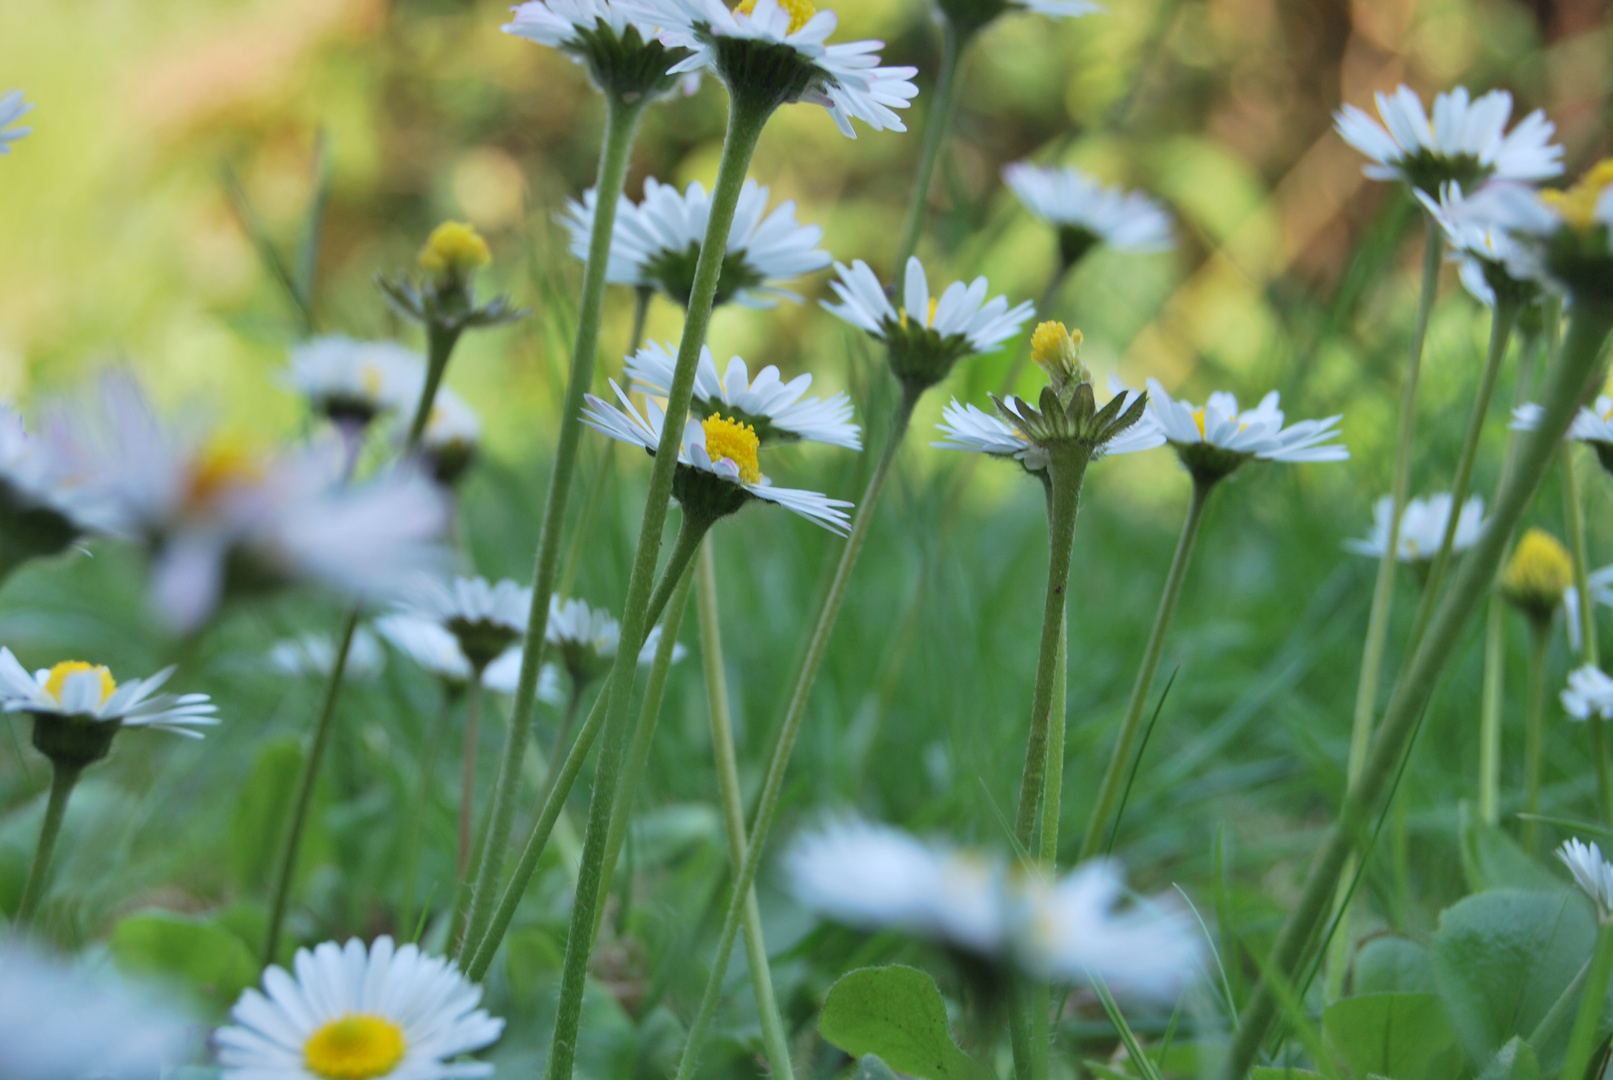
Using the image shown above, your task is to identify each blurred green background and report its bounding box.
[2,0,1613,1073]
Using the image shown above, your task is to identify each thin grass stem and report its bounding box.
[896,19,966,269]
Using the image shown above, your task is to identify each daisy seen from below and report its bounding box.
[269,628,386,680]
[564,178,831,309]
[375,613,551,699]
[824,256,1035,393]
[785,818,1202,1001]
[502,0,695,100]
[0,942,196,1080]
[216,936,504,1080]
[401,575,532,673]
[1416,182,1539,308]
[1334,84,1562,194]
[1469,160,1613,304]
[0,404,103,577]
[547,594,687,687]
[0,90,33,154]
[1562,664,1613,722]
[627,342,859,448]
[286,337,425,431]
[1559,838,1613,921]
[1345,493,1486,563]
[1143,377,1348,484]
[416,384,482,486]
[1003,162,1173,269]
[621,0,918,136]
[582,379,854,534]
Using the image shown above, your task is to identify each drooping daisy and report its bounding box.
[285,337,425,430]
[503,0,696,101]
[0,90,33,154]
[1334,85,1562,194]
[1143,378,1348,483]
[0,648,218,747]
[418,384,483,487]
[933,0,1101,37]
[400,575,532,673]
[1561,664,1613,722]
[626,342,859,449]
[375,612,549,699]
[563,178,831,309]
[546,595,687,686]
[47,374,449,632]
[1499,527,1572,627]
[1465,160,1613,303]
[1415,182,1537,308]
[0,404,102,574]
[268,628,386,680]
[216,936,504,1080]
[621,0,918,138]
[824,256,1035,391]
[1344,493,1485,563]
[1557,838,1613,921]
[1002,163,1172,267]
[582,380,854,533]
[0,942,196,1080]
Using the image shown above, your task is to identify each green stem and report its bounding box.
[1560,919,1613,1080]
[406,324,464,450]
[458,676,484,880]
[696,540,797,1080]
[1221,300,1613,1080]
[1563,446,1613,831]
[1529,951,1594,1048]
[1079,474,1215,859]
[1478,597,1506,826]
[461,94,649,961]
[1408,298,1520,645]
[543,82,768,1076]
[542,681,588,805]
[1040,612,1069,865]
[895,18,967,269]
[264,607,360,964]
[15,761,83,928]
[402,689,458,926]
[672,386,922,1080]
[1015,448,1091,850]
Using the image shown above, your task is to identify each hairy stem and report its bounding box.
[1522,622,1550,854]
[457,676,484,881]
[15,761,82,929]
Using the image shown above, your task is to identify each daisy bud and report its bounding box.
[419,221,491,282]
[1501,527,1573,626]
[1029,321,1091,405]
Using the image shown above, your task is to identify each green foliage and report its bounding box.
[818,966,989,1080]
[1321,993,1460,1080]
[228,736,331,896]
[1351,936,1435,995]
[109,911,259,1015]
[1477,1037,1542,1080]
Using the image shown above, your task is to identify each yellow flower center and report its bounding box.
[418,221,491,277]
[360,362,385,399]
[735,0,818,33]
[899,297,939,331]
[701,414,762,485]
[1030,321,1084,382]
[186,438,264,508]
[44,661,116,706]
[1541,158,1613,232]
[1191,408,1207,439]
[303,1015,408,1080]
[1502,527,1574,606]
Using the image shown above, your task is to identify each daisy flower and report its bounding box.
[1334,85,1562,194]
[582,379,854,533]
[1344,493,1485,563]
[547,595,687,685]
[1513,393,1613,475]
[375,613,549,699]
[1415,182,1537,308]
[0,649,218,741]
[1143,378,1348,483]
[0,90,33,154]
[1003,162,1172,267]
[1561,664,1613,723]
[621,0,918,138]
[268,628,386,680]
[563,178,831,309]
[0,404,102,572]
[1558,838,1613,921]
[824,256,1035,390]
[400,575,532,672]
[418,384,482,486]
[503,0,696,100]
[626,342,859,449]
[1464,160,1613,302]
[216,936,504,1080]
[286,337,425,429]
[786,818,1202,1000]
[0,943,196,1080]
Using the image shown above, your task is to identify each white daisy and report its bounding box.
[824,257,1035,387]
[932,382,1163,470]
[0,90,33,154]
[399,575,532,671]
[0,649,217,738]
[547,594,688,683]
[1413,181,1534,307]
[1144,378,1348,480]
[1002,162,1173,259]
[47,374,449,632]
[626,342,859,449]
[286,337,425,427]
[0,404,103,568]
[419,384,482,486]
[1461,163,1613,299]
[375,613,536,697]
[0,942,196,1080]
[482,647,567,702]
[582,379,854,533]
[621,0,919,138]
[1334,85,1562,193]
[502,0,698,98]
[1512,396,1613,456]
[1561,664,1613,722]
[562,178,831,308]
[1344,493,1485,563]
[1557,838,1613,920]
[216,935,504,1080]
[268,628,386,680]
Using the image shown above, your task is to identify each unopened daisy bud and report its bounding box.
[380,225,522,336]
[1501,527,1573,625]
[419,221,491,282]
[1029,321,1090,403]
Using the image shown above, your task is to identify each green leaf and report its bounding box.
[1249,1068,1325,1080]
[109,911,259,1014]
[851,1054,902,1080]
[229,737,331,893]
[1322,993,1457,1080]
[1351,936,1434,995]
[1432,889,1597,1072]
[1459,809,1566,894]
[1476,1037,1541,1080]
[819,966,988,1080]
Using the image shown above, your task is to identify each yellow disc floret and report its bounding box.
[701,414,762,485]
[304,1015,408,1080]
[44,661,116,706]
[186,438,265,509]
[419,222,492,278]
[735,0,818,33]
[1540,159,1613,232]
[1029,321,1090,391]
[898,297,939,331]
[1501,527,1573,620]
